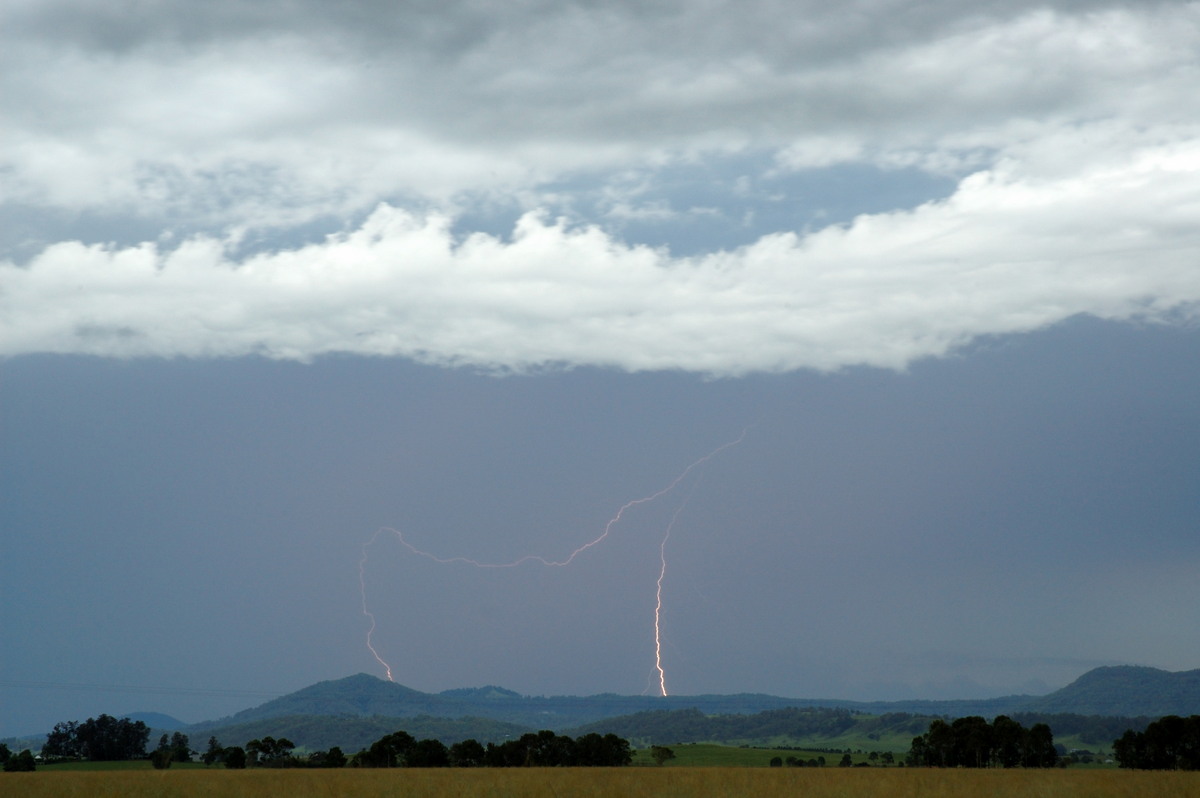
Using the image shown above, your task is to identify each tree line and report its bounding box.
[568,706,1140,750]
[906,716,1059,768]
[42,715,151,761]
[571,706,861,744]
[149,732,194,769]
[199,728,633,769]
[1113,715,1200,770]
[351,729,632,768]
[32,713,632,770]
[1,744,37,772]
[198,735,347,769]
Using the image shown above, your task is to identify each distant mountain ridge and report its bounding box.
[196,672,881,731]
[124,711,188,730]
[42,664,1183,753]
[191,665,1200,737]
[1023,666,1200,717]
[182,675,1037,752]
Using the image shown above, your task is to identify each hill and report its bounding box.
[126,711,187,730]
[188,713,531,753]
[157,665,1200,752]
[565,706,930,749]
[197,673,852,730]
[1023,666,1200,717]
[178,673,1037,750]
[213,673,445,722]
[202,673,1040,730]
[564,705,1155,752]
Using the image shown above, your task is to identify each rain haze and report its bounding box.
[2,0,1199,738]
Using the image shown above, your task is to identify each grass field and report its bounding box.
[3,767,1200,798]
[25,759,213,771]
[630,742,843,766]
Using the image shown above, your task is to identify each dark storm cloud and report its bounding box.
[2,318,1197,737]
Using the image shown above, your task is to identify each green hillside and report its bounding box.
[188,713,531,752]
[1023,666,1200,717]
[180,666,1200,750]
[19,665,1195,756]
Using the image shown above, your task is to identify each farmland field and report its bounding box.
[3,768,1200,798]
[629,742,845,766]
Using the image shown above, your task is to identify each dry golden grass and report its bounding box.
[4,767,1200,798]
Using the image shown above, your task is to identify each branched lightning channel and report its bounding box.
[652,487,697,698]
[358,548,392,682]
[359,429,748,684]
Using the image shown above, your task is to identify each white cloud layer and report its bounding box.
[2,0,1199,372]
[6,123,1198,373]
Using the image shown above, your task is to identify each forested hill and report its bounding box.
[196,674,1037,731]
[565,706,929,746]
[189,666,1200,737]
[199,674,860,730]
[564,706,1154,749]
[1023,666,1200,717]
[186,713,532,753]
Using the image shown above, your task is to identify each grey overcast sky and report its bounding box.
[2,0,1199,737]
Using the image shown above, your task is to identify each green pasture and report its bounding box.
[631,742,864,767]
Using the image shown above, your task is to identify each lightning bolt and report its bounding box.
[650,477,702,697]
[359,548,393,682]
[359,429,747,686]
[652,500,684,696]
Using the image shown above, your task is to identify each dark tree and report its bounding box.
[43,720,80,759]
[223,746,247,769]
[357,728,633,769]
[482,730,577,767]
[3,750,36,772]
[991,715,1025,768]
[170,731,191,762]
[951,716,994,768]
[908,716,1057,768]
[85,715,150,761]
[483,740,522,767]
[406,738,450,767]
[574,733,632,766]
[306,746,347,768]
[1181,717,1200,770]
[43,715,149,761]
[246,736,295,767]
[0,743,10,765]
[358,730,416,767]
[150,734,173,769]
[202,736,224,766]
[448,739,486,767]
[518,730,576,766]
[1114,715,1200,770]
[928,719,957,766]
[1023,723,1058,768]
[906,734,928,767]
[650,745,675,766]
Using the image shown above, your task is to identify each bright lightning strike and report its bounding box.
[358,549,393,682]
[652,492,694,697]
[359,430,747,688]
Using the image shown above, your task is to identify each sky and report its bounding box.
[2,0,1199,738]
